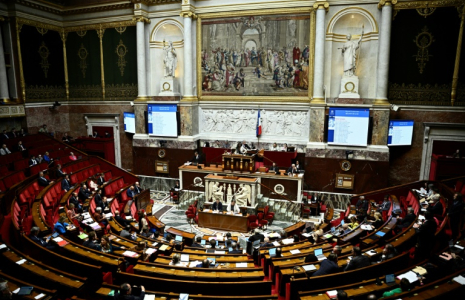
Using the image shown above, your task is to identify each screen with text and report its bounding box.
[387,120,414,146]
[328,107,370,147]
[123,112,135,134]
[147,104,178,137]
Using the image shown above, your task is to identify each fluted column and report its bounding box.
[374,0,397,105]
[311,2,329,103]
[134,16,150,101]
[451,5,465,106]
[181,11,196,100]
[0,19,10,102]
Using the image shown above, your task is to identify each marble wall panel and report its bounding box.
[309,107,325,143]
[134,104,146,134]
[372,109,389,145]
[389,109,465,186]
[26,106,70,135]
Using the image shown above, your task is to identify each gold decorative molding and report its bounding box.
[38,42,50,78]
[16,17,138,33]
[197,7,313,19]
[97,26,105,100]
[16,0,132,16]
[180,11,197,19]
[16,17,61,32]
[76,30,87,37]
[133,0,181,5]
[133,16,151,24]
[60,29,69,101]
[451,5,465,106]
[394,0,463,10]
[69,85,103,101]
[308,10,315,101]
[106,83,138,100]
[313,1,329,11]
[389,82,465,106]
[416,7,437,17]
[25,85,66,102]
[378,0,397,9]
[78,44,88,78]
[115,26,127,34]
[36,27,48,36]
[0,105,26,118]
[116,39,128,76]
[16,21,25,102]
[413,26,434,74]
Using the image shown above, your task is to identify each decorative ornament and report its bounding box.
[274,184,285,195]
[413,26,434,74]
[158,148,166,158]
[38,42,50,78]
[116,39,128,76]
[115,26,127,34]
[78,43,88,78]
[76,30,87,37]
[36,27,48,36]
[416,7,436,18]
[340,160,352,171]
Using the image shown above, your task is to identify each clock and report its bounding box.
[340,160,352,171]
[158,148,166,158]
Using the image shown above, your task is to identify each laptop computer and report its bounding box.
[269,248,277,258]
[385,274,396,286]
[314,248,326,261]
[201,239,206,245]
[17,287,33,296]
[449,239,464,254]
[341,220,345,226]
[331,227,336,233]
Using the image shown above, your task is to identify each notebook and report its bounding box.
[314,248,326,261]
[180,254,189,262]
[302,264,317,272]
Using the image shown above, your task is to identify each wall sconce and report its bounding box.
[346,151,354,160]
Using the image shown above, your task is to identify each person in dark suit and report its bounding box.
[78,183,92,201]
[69,192,83,213]
[29,155,38,167]
[312,253,339,276]
[190,151,202,164]
[377,195,391,213]
[173,181,180,190]
[29,226,55,250]
[248,229,265,243]
[94,190,105,210]
[449,193,464,238]
[126,186,136,198]
[295,160,302,172]
[287,164,298,175]
[61,174,72,192]
[83,231,102,251]
[304,253,318,263]
[229,242,242,254]
[212,199,223,211]
[191,236,204,248]
[104,131,112,138]
[426,196,443,216]
[97,173,106,186]
[414,211,437,259]
[92,131,100,138]
[261,237,273,248]
[62,132,72,143]
[355,196,369,213]
[114,210,131,227]
[270,162,279,174]
[397,207,416,230]
[134,182,142,194]
[16,141,26,153]
[344,246,371,271]
[56,164,66,178]
[38,172,52,187]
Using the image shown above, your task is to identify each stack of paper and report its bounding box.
[272,241,281,247]
[302,265,317,271]
[103,213,113,218]
[78,233,88,240]
[89,222,101,230]
[215,250,226,254]
[290,249,301,254]
[281,238,294,245]
[122,251,138,257]
[326,290,338,299]
[16,259,27,265]
[453,275,465,285]
[412,266,427,276]
[145,295,156,300]
[145,248,157,255]
[236,262,247,268]
[159,245,169,251]
[301,233,311,237]
[365,250,377,256]
[397,271,419,283]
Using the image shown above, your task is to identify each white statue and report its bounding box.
[235,184,250,206]
[211,182,224,202]
[340,27,364,76]
[163,40,177,78]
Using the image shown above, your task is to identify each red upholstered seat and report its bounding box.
[264,205,274,224]
[247,215,259,230]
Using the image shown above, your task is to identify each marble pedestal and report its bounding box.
[339,75,360,99]
[159,77,180,96]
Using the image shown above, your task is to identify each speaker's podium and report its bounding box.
[222,153,255,173]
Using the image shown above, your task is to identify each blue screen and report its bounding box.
[147,104,178,137]
[387,120,414,146]
[328,107,370,146]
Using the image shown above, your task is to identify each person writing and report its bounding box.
[227,199,240,214]
[312,253,339,276]
[240,140,252,154]
[212,198,223,212]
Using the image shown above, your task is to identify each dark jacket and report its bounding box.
[83,239,102,251]
[248,233,265,243]
[61,179,71,191]
[212,201,223,211]
[427,201,443,216]
[313,259,340,276]
[190,242,204,249]
[38,176,50,187]
[398,213,416,228]
[114,291,145,300]
[344,254,371,271]
[78,188,91,201]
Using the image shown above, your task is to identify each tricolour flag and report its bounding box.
[256,109,262,137]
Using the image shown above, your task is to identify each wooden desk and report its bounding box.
[198,211,248,233]
[147,215,165,234]
[166,227,196,245]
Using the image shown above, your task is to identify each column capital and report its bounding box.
[313,1,329,11]
[133,16,151,24]
[180,11,197,19]
[378,0,397,9]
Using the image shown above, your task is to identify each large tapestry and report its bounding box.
[200,14,311,97]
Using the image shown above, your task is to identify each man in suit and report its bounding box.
[126,186,136,198]
[190,151,202,164]
[229,242,242,254]
[287,164,298,175]
[355,196,369,213]
[9,128,17,138]
[414,211,437,259]
[270,162,279,174]
[344,246,371,271]
[29,226,55,250]
[92,131,100,138]
[120,225,137,241]
[36,154,43,164]
[248,228,265,243]
[97,173,106,186]
[426,195,443,216]
[191,236,204,248]
[377,195,391,213]
[134,182,142,194]
[449,193,464,238]
[115,283,145,300]
[38,172,53,187]
[114,210,131,227]
[312,253,339,276]
[61,174,72,192]
[0,144,11,155]
[69,192,83,213]
[56,164,66,177]
[78,183,92,201]
[261,237,273,248]
[295,160,302,172]
[173,181,180,190]
[212,198,223,211]
[83,231,102,251]
[94,189,105,210]
[227,199,240,214]
[397,207,416,230]
[16,141,26,152]
[62,132,72,143]
[28,155,38,166]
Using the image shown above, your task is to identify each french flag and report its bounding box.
[256,109,262,137]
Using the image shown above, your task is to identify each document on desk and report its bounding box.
[272,241,281,247]
[0,244,6,249]
[453,275,465,285]
[365,250,377,256]
[281,238,294,245]
[145,248,157,255]
[290,249,301,254]
[397,271,418,283]
[236,262,248,268]
[122,251,138,257]
[301,233,311,237]
[16,259,27,265]
[145,295,156,300]
[215,251,226,254]
[302,264,317,271]
[179,293,189,300]
[361,225,373,230]
[159,245,169,251]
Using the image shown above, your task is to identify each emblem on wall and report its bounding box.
[274,184,285,195]
[193,177,204,187]
[413,26,434,74]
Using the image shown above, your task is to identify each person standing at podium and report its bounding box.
[212,198,223,211]
[190,151,203,164]
[227,199,240,214]
[240,141,251,154]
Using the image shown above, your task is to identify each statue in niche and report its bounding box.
[163,40,177,78]
[340,27,364,77]
[211,182,224,202]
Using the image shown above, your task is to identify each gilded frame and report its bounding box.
[196,7,315,102]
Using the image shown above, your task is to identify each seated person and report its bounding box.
[270,162,280,174]
[381,278,411,298]
[214,140,222,148]
[287,164,298,175]
[100,235,123,254]
[170,253,182,266]
[281,143,288,152]
[120,225,137,241]
[62,132,72,143]
[56,164,66,177]
[104,131,112,138]
[0,144,11,155]
[348,216,359,230]
[126,186,136,198]
[344,246,371,271]
[293,234,300,243]
[29,155,38,166]
[196,258,211,268]
[397,207,416,230]
[229,242,242,254]
[114,210,131,227]
[16,141,26,152]
[377,195,391,213]
[368,212,384,229]
[94,207,108,226]
[38,171,53,187]
[69,192,83,213]
[339,223,352,235]
[78,183,92,201]
[312,253,339,276]
[377,243,397,263]
[212,198,223,211]
[54,216,69,235]
[227,199,240,214]
[420,187,440,203]
[425,195,443,215]
[140,227,154,239]
[209,239,217,249]
[114,283,145,300]
[69,152,77,161]
[83,231,102,251]
[173,181,180,190]
[191,236,204,248]
[43,151,53,164]
[261,237,273,248]
[96,173,106,186]
[61,174,72,192]
[248,228,265,243]
[67,203,79,222]
[269,142,279,151]
[29,226,55,250]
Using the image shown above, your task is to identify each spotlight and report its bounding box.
[390,104,399,111]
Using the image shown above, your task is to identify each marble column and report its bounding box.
[311,2,328,103]
[374,0,396,105]
[135,17,150,100]
[0,21,10,102]
[182,12,195,100]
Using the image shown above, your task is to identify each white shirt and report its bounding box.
[227,203,240,214]
[270,146,278,151]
